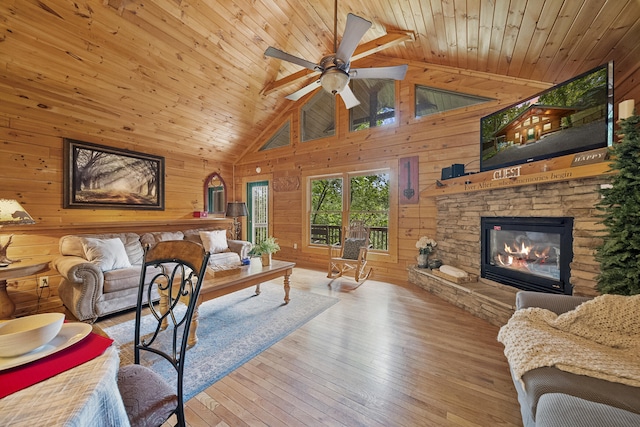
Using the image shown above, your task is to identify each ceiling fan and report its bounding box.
[264,3,408,109]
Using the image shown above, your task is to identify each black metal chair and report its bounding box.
[117,240,211,427]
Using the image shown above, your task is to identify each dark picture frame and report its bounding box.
[64,139,165,210]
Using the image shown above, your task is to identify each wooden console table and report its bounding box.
[0,261,49,319]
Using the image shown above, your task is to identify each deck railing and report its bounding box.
[310,224,388,250]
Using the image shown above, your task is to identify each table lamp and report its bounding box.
[225,202,248,240]
[0,199,36,266]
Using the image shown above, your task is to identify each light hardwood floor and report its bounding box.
[98,267,523,427]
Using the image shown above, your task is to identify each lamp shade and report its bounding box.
[320,68,350,95]
[225,202,248,218]
[0,199,35,226]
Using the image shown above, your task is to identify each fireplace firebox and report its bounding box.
[480,217,573,294]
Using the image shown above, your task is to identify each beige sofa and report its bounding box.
[503,291,640,427]
[53,228,251,322]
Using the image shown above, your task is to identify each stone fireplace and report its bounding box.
[480,216,573,295]
[408,175,607,325]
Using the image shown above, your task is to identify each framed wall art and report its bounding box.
[64,139,165,210]
[399,156,419,204]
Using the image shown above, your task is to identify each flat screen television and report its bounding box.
[480,62,613,172]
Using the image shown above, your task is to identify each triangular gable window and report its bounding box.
[301,90,336,142]
[415,86,494,118]
[260,121,290,151]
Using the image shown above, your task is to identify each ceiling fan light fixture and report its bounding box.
[320,67,350,95]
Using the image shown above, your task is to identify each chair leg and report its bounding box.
[327,261,335,278]
[354,260,372,284]
[328,261,345,279]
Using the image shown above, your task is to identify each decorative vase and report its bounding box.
[261,253,272,266]
[417,253,429,268]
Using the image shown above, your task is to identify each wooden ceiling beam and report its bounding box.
[261,30,415,96]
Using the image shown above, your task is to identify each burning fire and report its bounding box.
[496,240,551,270]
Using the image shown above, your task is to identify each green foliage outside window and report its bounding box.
[310,172,389,250]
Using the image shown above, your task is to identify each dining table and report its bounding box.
[0,322,130,426]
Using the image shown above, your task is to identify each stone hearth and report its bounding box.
[408,266,517,326]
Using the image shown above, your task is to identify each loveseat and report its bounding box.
[499,291,640,427]
[52,228,252,322]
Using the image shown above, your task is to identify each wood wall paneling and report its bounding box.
[0,126,234,316]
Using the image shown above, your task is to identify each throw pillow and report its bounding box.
[342,238,365,260]
[199,230,229,254]
[82,237,132,271]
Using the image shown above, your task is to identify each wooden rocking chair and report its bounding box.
[327,220,373,284]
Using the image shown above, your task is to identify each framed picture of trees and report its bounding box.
[63,139,165,210]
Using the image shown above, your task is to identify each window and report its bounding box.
[350,79,396,131]
[415,85,493,118]
[309,171,390,251]
[301,90,335,142]
[310,177,342,245]
[260,121,290,151]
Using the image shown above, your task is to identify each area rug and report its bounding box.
[103,285,338,401]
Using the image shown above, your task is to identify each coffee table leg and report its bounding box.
[159,289,168,330]
[283,273,290,304]
[188,294,202,347]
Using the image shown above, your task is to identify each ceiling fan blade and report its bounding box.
[338,85,361,109]
[285,80,321,101]
[336,13,372,62]
[264,47,319,71]
[350,65,408,80]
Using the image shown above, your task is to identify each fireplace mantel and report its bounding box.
[422,153,612,197]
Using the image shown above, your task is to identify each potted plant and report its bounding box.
[248,236,280,266]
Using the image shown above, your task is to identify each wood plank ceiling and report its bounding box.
[1,0,638,163]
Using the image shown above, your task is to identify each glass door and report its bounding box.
[247,181,269,244]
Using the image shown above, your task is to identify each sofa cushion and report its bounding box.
[60,233,144,265]
[183,228,230,245]
[536,393,640,427]
[199,230,229,253]
[103,266,144,293]
[82,238,132,272]
[139,231,185,248]
[522,367,640,421]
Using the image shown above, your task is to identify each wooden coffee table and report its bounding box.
[187,259,295,346]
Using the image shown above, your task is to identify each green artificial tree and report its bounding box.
[595,112,640,295]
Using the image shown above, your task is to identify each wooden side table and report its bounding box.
[0,261,49,319]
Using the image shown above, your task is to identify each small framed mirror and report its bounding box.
[204,172,226,214]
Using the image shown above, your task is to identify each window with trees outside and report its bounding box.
[309,171,390,251]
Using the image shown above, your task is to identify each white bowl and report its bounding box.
[0,313,65,358]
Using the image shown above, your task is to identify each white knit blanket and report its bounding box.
[498,294,640,388]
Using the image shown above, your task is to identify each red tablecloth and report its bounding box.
[0,332,113,398]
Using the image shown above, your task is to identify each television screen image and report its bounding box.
[480,62,613,172]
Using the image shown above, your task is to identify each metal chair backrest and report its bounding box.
[132,240,211,424]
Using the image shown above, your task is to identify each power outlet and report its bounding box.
[293,243,298,249]
[39,276,49,288]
